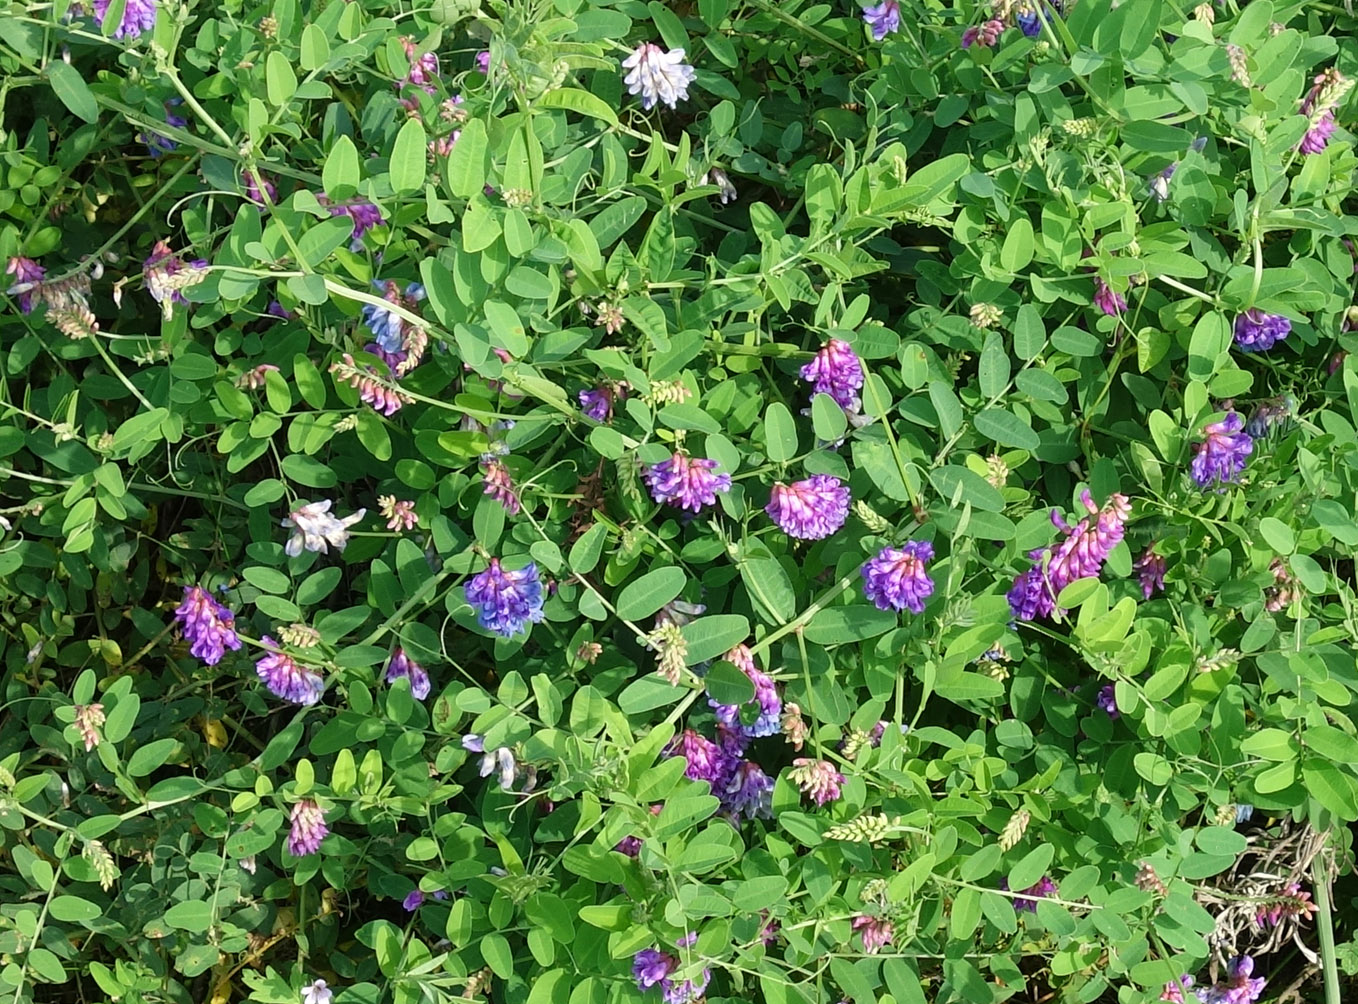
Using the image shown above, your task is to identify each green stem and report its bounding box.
[1313,848,1341,1004]
[89,336,154,410]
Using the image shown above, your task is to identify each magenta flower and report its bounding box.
[464,558,545,638]
[1300,111,1337,154]
[1254,883,1316,928]
[644,451,731,512]
[331,354,411,416]
[475,51,491,74]
[632,949,675,989]
[378,495,417,531]
[1003,875,1057,912]
[1007,492,1130,621]
[93,0,156,39]
[385,648,430,700]
[851,914,894,954]
[1197,956,1266,1004]
[1298,69,1347,155]
[256,636,325,705]
[862,0,900,39]
[286,799,328,856]
[579,385,621,422]
[862,541,936,614]
[961,18,1004,48]
[481,458,521,515]
[1160,976,1193,1003]
[668,728,733,787]
[766,475,850,540]
[1190,413,1253,489]
[6,256,45,313]
[243,170,277,205]
[402,889,425,911]
[800,338,864,410]
[1133,548,1166,598]
[1233,309,1291,352]
[398,36,440,91]
[174,585,242,666]
[788,758,844,806]
[1093,277,1127,316]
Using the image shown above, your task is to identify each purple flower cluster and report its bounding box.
[861,0,900,39]
[1195,956,1265,1004]
[862,541,936,614]
[385,648,430,700]
[632,947,710,1004]
[669,729,730,786]
[361,280,426,356]
[666,726,772,822]
[143,240,207,309]
[709,646,782,738]
[402,888,449,911]
[174,585,242,666]
[961,19,1004,48]
[645,451,731,512]
[481,458,521,515]
[93,0,156,39]
[579,385,618,421]
[1298,69,1346,155]
[766,475,850,540]
[800,339,864,411]
[1134,548,1166,598]
[852,915,894,953]
[1016,2,1047,36]
[1093,277,1127,316]
[1096,684,1119,719]
[1008,492,1130,621]
[287,799,328,856]
[138,100,188,158]
[256,636,325,705]
[1232,309,1291,352]
[6,256,45,314]
[721,761,774,822]
[1190,413,1253,489]
[464,558,545,638]
[1161,976,1194,1003]
[319,195,387,250]
[1003,875,1057,912]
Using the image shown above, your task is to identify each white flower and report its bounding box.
[302,979,333,1004]
[479,747,517,790]
[621,43,697,111]
[282,501,366,558]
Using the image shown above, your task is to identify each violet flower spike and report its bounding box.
[644,451,731,512]
[1093,277,1127,316]
[286,799,328,856]
[1007,492,1130,621]
[1233,308,1291,352]
[621,43,697,111]
[463,558,545,638]
[721,761,774,822]
[1133,548,1166,598]
[862,0,900,40]
[5,256,44,314]
[385,648,431,700]
[800,338,864,410]
[1195,955,1265,1004]
[667,728,733,787]
[862,541,936,614]
[256,636,325,706]
[766,475,850,540]
[1190,413,1253,489]
[1160,976,1193,1004]
[174,585,242,666]
[93,0,156,39]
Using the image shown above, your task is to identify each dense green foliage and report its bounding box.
[2,1,1358,1003]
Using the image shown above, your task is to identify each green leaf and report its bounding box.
[973,408,1039,450]
[1006,843,1055,892]
[47,62,98,123]
[618,676,686,715]
[569,523,609,574]
[811,393,848,442]
[1014,305,1046,359]
[763,402,798,463]
[266,51,298,106]
[740,558,796,624]
[705,660,756,706]
[390,118,427,195]
[300,24,331,71]
[1187,312,1230,382]
[615,566,686,621]
[296,217,355,268]
[681,614,751,665]
[537,87,619,126]
[1258,516,1295,554]
[280,454,337,488]
[163,900,214,934]
[446,119,488,198]
[802,606,897,644]
[126,738,177,777]
[1000,218,1034,272]
[49,895,101,923]
[322,135,361,199]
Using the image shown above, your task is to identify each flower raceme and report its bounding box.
[861,0,900,40]
[255,636,324,706]
[1190,413,1253,489]
[463,558,545,638]
[286,799,328,856]
[765,475,850,540]
[93,0,156,39]
[1232,309,1291,352]
[281,500,366,558]
[1007,491,1130,621]
[862,541,936,614]
[174,585,242,666]
[384,648,430,700]
[645,451,731,512]
[800,338,864,410]
[621,43,697,110]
